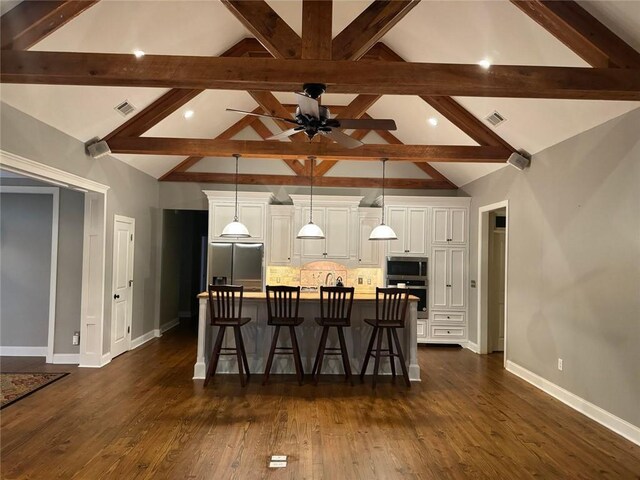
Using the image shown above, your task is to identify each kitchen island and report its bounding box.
[193,291,420,382]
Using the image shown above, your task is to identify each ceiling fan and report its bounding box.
[226,83,397,149]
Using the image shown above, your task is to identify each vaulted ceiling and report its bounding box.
[1,0,639,188]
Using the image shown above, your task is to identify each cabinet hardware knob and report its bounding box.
[287,257,290,260]
[447,316,450,319]
[114,294,120,299]
[404,249,409,253]
[447,330,451,334]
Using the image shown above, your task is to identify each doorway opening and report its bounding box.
[159,210,208,335]
[477,201,509,364]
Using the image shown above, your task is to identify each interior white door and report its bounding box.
[489,227,506,352]
[111,216,134,359]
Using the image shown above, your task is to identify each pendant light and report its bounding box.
[221,154,250,238]
[369,158,398,241]
[296,156,325,239]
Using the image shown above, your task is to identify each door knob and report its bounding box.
[114,294,120,299]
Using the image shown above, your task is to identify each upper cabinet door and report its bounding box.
[238,204,265,241]
[325,207,350,259]
[449,208,467,244]
[358,214,381,266]
[432,207,449,245]
[269,215,292,264]
[210,204,235,240]
[407,208,427,255]
[387,207,407,255]
[301,207,326,258]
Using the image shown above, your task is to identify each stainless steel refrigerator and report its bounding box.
[208,242,264,292]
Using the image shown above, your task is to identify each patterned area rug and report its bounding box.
[1,372,69,409]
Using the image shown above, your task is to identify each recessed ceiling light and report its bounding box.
[478,58,491,69]
[133,50,145,58]
[428,117,438,126]
[184,110,194,119]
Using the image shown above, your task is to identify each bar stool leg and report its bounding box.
[360,326,378,382]
[237,327,250,380]
[337,326,352,384]
[391,328,411,388]
[313,326,329,385]
[311,326,327,379]
[204,326,226,387]
[372,327,384,389]
[233,326,246,387]
[387,328,396,382]
[263,325,280,386]
[289,326,304,386]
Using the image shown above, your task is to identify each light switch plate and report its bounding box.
[271,455,287,461]
[269,461,287,468]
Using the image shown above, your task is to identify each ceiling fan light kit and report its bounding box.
[297,156,325,240]
[227,83,397,149]
[370,158,398,241]
[220,154,251,238]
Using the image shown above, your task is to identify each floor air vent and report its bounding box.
[114,100,136,116]
[485,110,506,127]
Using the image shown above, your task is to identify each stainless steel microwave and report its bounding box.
[386,256,428,279]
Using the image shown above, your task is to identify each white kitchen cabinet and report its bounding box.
[432,207,467,245]
[431,246,466,309]
[205,191,273,243]
[269,208,293,265]
[357,211,382,266]
[386,207,428,256]
[300,206,350,260]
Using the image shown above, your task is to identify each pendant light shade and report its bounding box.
[297,156,325,240]
[369,158,397,241]
[221,154,251,238]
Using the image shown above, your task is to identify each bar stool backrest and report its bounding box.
[208,284,243,324]
[266,285,300,324]
[375,287,409,325]
[320,286,355,325]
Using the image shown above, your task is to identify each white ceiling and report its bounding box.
[0,0,638,187]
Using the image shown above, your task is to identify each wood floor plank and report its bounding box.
[1,325,639,479]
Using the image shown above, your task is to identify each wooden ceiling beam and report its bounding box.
[332,0,420,61]
[108,137,512,162]
[4,51,638,100]
[157,108,262,181]
[161,171,454,190]
[221,0,301,59]
[302,0,332,60]
[510,0,640,68]
[0,0,99,51]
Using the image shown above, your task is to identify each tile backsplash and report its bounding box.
[266,262,383,293]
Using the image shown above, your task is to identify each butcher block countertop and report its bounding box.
[197,291,419,301]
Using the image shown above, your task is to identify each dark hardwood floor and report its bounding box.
[1,323,639,479]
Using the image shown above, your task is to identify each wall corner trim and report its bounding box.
[506,360,640,447]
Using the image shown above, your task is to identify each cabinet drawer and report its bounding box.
[431,312,465,324]
[430,325,466,339]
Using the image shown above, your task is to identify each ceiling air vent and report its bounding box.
[114,100,136,116]
[485,110,506,127]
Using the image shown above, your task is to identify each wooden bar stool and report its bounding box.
[204,285,251,387]
[263,285,305,385]
[360,287,411,388]
[311,286,355,384]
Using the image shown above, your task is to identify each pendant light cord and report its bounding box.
[309,156,315,223]
[381,158,387,225]
[233,153,240,221]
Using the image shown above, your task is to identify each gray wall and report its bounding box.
[1,102,161,354]
[461,107,640,427]
[0,179,84,354]
[0,192,53,347]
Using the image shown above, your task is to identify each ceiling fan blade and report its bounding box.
[267,128,304,141]
[330,118,397,131]
[226,108,299,126]
[320,129,364,149]
[295,93,320,118]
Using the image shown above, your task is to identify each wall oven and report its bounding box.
[386,257,428,318]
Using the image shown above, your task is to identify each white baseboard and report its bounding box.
[52,353,79,364]
[0,346,47,357]
[131,330,159,349]
[160,318,180,334]
[464,341,479,353]
[506,360,640,446]
[100,353,111,367]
